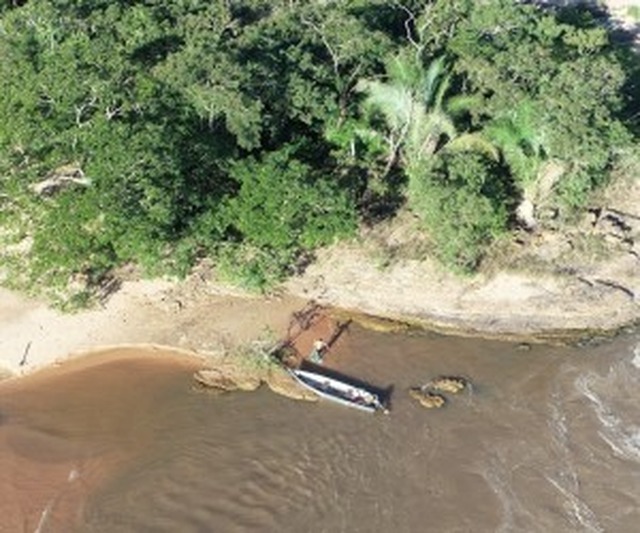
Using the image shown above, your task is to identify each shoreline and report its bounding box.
[2,165,640,379]
[0,3,638,382]
[2,251,639,383]
[283,241,640,344]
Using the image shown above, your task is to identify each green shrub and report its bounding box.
[219,147,356,289]
[408,153,509,271]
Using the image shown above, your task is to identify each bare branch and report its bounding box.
[74,92,98,127]
[300,15,341,79]
[105,105,123,121]
[394,3,421,50]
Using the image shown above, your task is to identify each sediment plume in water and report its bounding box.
[0,346,203,531]
[1,332,640,532]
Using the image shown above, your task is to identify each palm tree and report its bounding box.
[357,53,496,175]
[485,100,544,185]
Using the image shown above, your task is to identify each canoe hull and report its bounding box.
[288,368,384,414]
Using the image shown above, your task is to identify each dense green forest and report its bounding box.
[0,0,638,304]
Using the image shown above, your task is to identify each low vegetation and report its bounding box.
[0,0,638,304]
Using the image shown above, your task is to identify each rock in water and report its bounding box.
[427,376,467,394]
[409,388,446,409]
[266,368,319,402]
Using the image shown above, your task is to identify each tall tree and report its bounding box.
[421,0,632,215]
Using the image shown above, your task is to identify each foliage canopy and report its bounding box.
[0,0,637,301]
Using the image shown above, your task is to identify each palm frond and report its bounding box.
[424,110,457,141]
[492,99,546,157]
[507,150,541,185]
[445,133,500,161]
[433,72,451,111]
[446,93,483,116]
[386,53,422,90]
[358,79,413,132]
[408,110,457,158]
[423,56,446,107]
[485,118,522,150]
[405,105,428,156]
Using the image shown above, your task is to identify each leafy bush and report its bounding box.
[408,153,509,271]
[427,0,633,214]
[220,147,356,289]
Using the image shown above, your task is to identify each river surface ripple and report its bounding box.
[1,327,639,532]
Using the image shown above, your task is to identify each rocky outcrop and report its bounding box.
[193,362,318,402]
[265,369,318,402]
[425,376,467,394]
[194,367,261,392]
[409,376,469,409]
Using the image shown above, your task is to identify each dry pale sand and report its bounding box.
[285,246,640,340]
[2,233,639,384]
[0,279,308,379]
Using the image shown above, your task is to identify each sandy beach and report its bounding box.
[2,235,639,382]
[0,279,307,379]
[2,168,640,377]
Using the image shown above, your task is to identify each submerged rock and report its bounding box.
[409,375,470,409]
[265,368,318,402]
[193,367,261,392]
[408,387,446,409]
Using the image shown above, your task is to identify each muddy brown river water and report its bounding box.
[1,326,639,532]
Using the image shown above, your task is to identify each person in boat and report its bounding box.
[346,388,358,401]
[309,338,328,363]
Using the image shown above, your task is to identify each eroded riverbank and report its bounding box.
[1,172,639,378]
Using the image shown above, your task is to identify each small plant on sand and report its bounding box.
[231,330,283,373]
